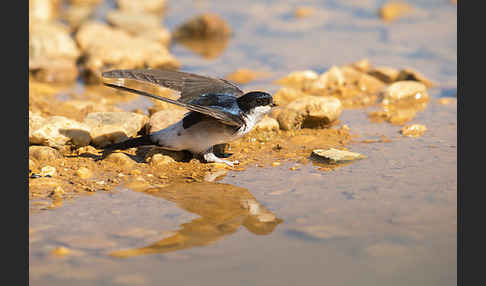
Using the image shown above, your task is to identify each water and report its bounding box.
[29,0,457,285]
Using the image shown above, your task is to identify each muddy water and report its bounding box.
[29,0,457,285]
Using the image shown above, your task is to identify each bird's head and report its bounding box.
[236,91,276,115]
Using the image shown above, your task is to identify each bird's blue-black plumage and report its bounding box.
[183,93,242,129]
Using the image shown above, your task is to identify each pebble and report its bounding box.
[84,112,149,148]
[40,166,56,177]
[148,109,187,133]
[312,148,366,163]
[367,66,400,83]
[173,13,232,40]
[379,1,413,21]
[75,21,180,83]
[294,6,315,18]
[149,154,175,167]
[400,124,427,137]
[278,96,342,130]
[104,153,135,168]
[49,186,65,199]
[29,21,81,83]
[273,87,311,106]
[51,246,71,257]
[272,162,281,167]
[29,116,92,148]
[396,68,434,88]
[275,70,319,89]
[75,167,92,179]
[255,116,280,131]
[382,81,429,103]
[116,0,166,13]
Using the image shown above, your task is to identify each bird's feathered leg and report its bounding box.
[201,146,239,167]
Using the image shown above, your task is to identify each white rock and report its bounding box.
[30,116,91,147]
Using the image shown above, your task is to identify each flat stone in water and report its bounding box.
[312,148,366,163]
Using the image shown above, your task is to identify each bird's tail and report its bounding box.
[103,135,153,151]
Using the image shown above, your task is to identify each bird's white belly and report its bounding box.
[150,119,242,154]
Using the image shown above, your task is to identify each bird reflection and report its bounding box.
[110,182,282,258]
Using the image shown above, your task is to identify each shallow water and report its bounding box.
[30,0,457,285]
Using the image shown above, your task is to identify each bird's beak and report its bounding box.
[271,103,277,107]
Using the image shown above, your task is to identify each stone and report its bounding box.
[379,1,413,21]
[173,13,232,40]
[148,153,175,167]
[106,10,171,46]
[51,246,71,257]
[84,112,148,147]
[62,4,96,30]
[277,96,342,130]
[312,148,366,163]
[50,186,65,198]
[116,0,167,13]
[368,66,400,83]
[29,21,81,83]
[400,124,427,137]
[275,70,319,89]
[294,6,315,18]
[307,66,345,92]
[75,21,179,83]
[148,109,187,133]
[382,81,429,103]
[273,87,311,106]
[255,116,279,131]
[30,116,91,148]
[396,68,434,88]
[104,152,135,168]
[350,58,371,72]
[40,166,57,177]
[29,146,62,161]
[29,111,46,138]
[76,167,93,179]
[29,0,61,23]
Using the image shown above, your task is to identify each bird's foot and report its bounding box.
[202,152,239,167]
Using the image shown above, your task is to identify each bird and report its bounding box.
[101,69,276,167]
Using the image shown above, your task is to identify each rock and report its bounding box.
[350,58,371,72]
[294,6,315,18]
[76,167,93,179]
[273,87,311,106]
[40,166,57,177]
[29,21,81,83]
[106,10,171,46]
[173,13,232,40]
[400,124,427,137]
[176,37,230,59]
[104,152,135,168]
[277,96,342,130]
[148,109,187,133]
[148,153,175,167]
[29,159,36,171]
[75,21,179,83]
[255,116,279,131]
[29,146,62,161]
[29,0,61,23]
[84,112,148,147]
[275,70,319,89]
[367,66,400,83]
[396,68,434,88]
[51,246,71,257]
[382,81,429,103]
[68,0,101,5]
[116,0,167,13]
[61,4,96,30]
[307,66,345,92]
[29,111,46,138]
[312,148,366,163]
[379,1,413,21]
[30,116,91,148]
[225,69,268,84]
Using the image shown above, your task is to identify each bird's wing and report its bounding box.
[103,83,244,127]
[102,69,244,103]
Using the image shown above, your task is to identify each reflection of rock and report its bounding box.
[176,38,230,59]
[110,182,282,257]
